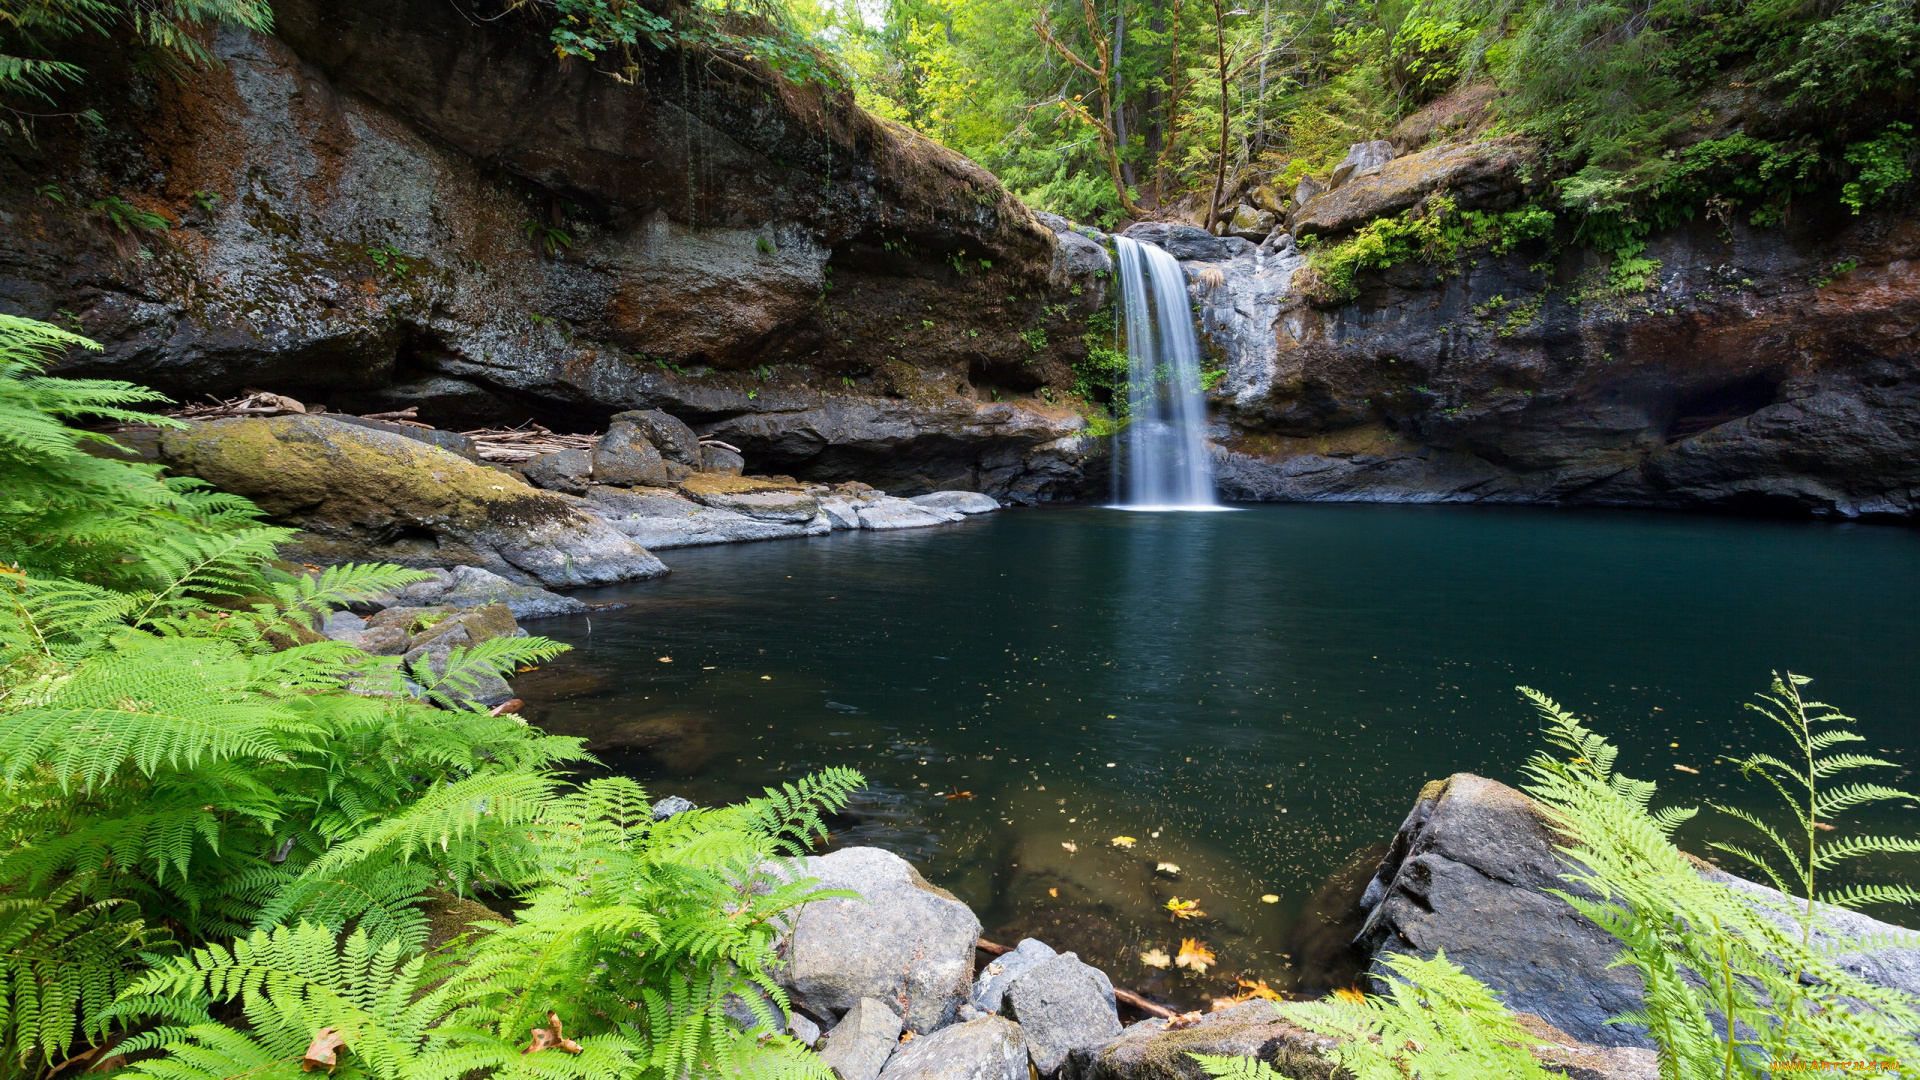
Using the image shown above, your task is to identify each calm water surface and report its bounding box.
[520,504,1920,1006]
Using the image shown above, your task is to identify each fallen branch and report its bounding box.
[459,421,597,463]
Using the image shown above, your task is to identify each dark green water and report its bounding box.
[521,504,1920,1007]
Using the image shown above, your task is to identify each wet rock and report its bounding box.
[971,938,1057,1015]
[523,448,594,495]
[857,497,964,531]
[875,1016,1027,1080]
[1328,139,1398,189]
[576,713,712,771]
[1357,773,1920,1049]
[1118,223,1253,262]
[1004,952,1123,1075]
[1291,138,1530,237]
[1059,1001,1340,1080]
[678,473,821,523]
[699,444,746,475]
[160,416,666,588]
[783,847,982,1033]
[911,490,1000,515]
[819,997,904,1080]
[1055,230,1115,278]
[650,795,696,821]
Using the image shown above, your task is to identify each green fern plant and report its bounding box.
[1709,672,1920,928]
[1192,952,1553,1080]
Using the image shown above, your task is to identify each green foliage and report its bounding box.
[525,220,576,255]
[89,195,170,233]
[0,0,272,133]
[530,0,844,88]
[1841,123,1917,215]
[365,243,411,279]
[1305,195,1555,302]
[0,314,868,1078]
[1521,683,1920,1078]
[1709,673,1920,917]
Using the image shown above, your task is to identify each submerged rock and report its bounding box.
[782,847,982,1033]
[875,1016,1028,1080]
[161,416,666,588]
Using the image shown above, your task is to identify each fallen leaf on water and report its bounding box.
[524,1012,583,1055]
[1236,977,1282,1002]
[1156,862,1181,876]
[1674,764,1700,774]
[1110,835,1136,848]
[946,791,975,800]
[657,657,672,663]
[1061,842,1078,853]
[1175,938,1215,973]
[302,1028,343,1072]
[1333,987,1368,1006]
[1260,894,1279,903]
[1048,887,1059,897]
[1165,897,1204,920]
[1140,948,1171,968]
[1166,1011,1204,1030]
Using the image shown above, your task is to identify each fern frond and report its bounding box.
[1188,1054,1293,1079]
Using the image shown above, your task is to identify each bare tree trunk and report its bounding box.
[1205,0,1231,234]
[1255,0,1269,154]
[1036,0,1146,219]
[1113,2,1136,189]
[1156,0,1185,208]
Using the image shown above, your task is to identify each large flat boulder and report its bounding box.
[875,1016,1027,1080]
[160,415,666,588]
[911,490,1000,515]
[783,847,982,1034]
[677,473,822,523]
[1355,773,1920,1048]
[1289,138,1532,237]
[587,486,828,547]
[1117,223,1252,262]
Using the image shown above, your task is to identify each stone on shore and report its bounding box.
[910,490,1000,515]
[587,486,828,548]
[1059,1001,1340,1080]
[615,409,703,465]
[783,847,982,1033]
[857,497,964,531]
[522,447,593,494]
[875,1016,1028,1080]
[818,998,904,1080]
[819,496,863,530]
[700,444,746,475]
[160,416,666,588]
[679,473,822,523]
[970,938,1057,1015]
[1003,952,1123,1075]
[593,416,680,487]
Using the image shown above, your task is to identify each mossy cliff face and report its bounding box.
[1193,195,1920,519]
[0,0,1102,500]
[160,415,667,586]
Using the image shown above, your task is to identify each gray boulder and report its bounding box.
[818,997,904,1080]
[522,448,594,494]
[651,795,696,821]
[876,1016,1027,1080]
[1356,773,1920,1049]
[819,496,863,530]
[1055,229,1115,277]
[1293,175,1326,206]
[679,474,821,523]
[783,847,982,1033]
[970,938,1056,1015]
[700,444,746,475]
[856,497,964,531]
[322,610,367,636]
[1003,952,1123,1075]
[1329,139,1398,188]
[438,565,591,619]
[614,409,703,465]
[910,490,1000,515]
[587,486,828,548]
[1060,1002,1340,1080]
[592,419,677,487]
[160,416,666,589]
[1224,205,1277,242]
[1118,223,1252,262]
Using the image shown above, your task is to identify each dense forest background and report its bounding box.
[684,0,1918,248]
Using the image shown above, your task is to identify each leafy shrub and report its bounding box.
[1304,196,1555,303]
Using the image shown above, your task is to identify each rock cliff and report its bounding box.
[0,0,1102,500]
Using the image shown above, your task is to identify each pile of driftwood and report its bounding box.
[166,391,315,419]
[459,422,597,464]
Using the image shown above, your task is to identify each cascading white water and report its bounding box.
[1111,235,1221,510]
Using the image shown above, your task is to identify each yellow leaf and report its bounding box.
[1140,948,1171,968]
[1260,894,1279,903]
[1061,842,1078,853]
[1110,836,1137,848]
[1165,896,1204,920]
[1333,987,1367,1006]
[1175,938,1215,973]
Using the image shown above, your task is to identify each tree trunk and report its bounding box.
[1156,0,1185,208]
[1205,0,1231,234]
[1113,2,1136,189]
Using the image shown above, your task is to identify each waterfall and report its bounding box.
[1111,235,1221,510]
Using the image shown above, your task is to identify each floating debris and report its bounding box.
[1110,835,1137,848]
[1140,948,1171,968]
[1175,939,1215,973]
[1155,861,1181,876]
[1165,897,1204,920]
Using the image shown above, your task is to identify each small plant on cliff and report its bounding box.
[366,243,412,279]
[1303,197,1556,304]
[526,220,575,256]
[88,195,170,234]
